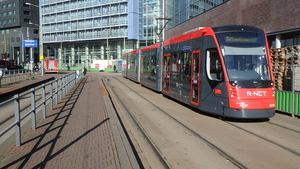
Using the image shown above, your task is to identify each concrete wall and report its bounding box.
[165,0,300,40]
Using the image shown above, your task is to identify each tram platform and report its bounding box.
[0,72,55,96]
[0,72,140,169]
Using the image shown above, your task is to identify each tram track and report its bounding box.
[102,74,300,168]
[102,76,244,169]
[101,77,169,169]
[223,111,300,158]
[267,120,300,134]
[225,121,300,157]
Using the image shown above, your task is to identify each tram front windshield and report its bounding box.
[216,32,271,82]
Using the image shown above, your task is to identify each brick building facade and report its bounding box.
[165,0,300,48]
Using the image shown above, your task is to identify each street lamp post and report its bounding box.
[156,18,171,42]
[105,29,110,68]
[13,29,23,65]
[25,3,44,76]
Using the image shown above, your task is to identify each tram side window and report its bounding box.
[206,49,223,81]
[171,53,180,80]
[181,52,191,82]
[150,54,156,75]
[163,55,171,76]
[141,53,147,73]
[129,56,135,72]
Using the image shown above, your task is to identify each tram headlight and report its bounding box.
[272,87,275,97]
[229,87,238,98]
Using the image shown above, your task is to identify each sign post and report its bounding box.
[23,40,37,78]
[23,40,37,48]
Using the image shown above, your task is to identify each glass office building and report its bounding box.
[165,0,229,29]
[40,0,134,67]
[40,0,163,68]
[138,0,162,45]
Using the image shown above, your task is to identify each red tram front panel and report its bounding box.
[211,25,275,118]
[228,87,275,109]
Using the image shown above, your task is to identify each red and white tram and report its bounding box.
[122,25,275,119]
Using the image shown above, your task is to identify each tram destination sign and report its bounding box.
[23,40,38,48]
[225,36,258,43]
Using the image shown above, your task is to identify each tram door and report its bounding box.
[190,51,200,105]
[162,54,171,94]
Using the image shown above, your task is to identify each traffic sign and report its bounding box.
[23,40,38,48]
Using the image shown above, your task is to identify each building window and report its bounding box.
[24,11,30,15]
[24,18,30,23]
[34,29,39,34]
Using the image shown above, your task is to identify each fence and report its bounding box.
[0,69,30,87]
[0,70,83,147]
[273,65,300,117]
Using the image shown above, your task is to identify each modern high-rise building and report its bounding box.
[40,0,163,69]
[1,0,164,69]
[40,0,132,68]
[0,0,39,65]
[138,0,162,45]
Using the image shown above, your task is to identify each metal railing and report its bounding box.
[0,69,31,86]
[0,70,83,146]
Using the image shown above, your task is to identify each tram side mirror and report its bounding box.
[0,70,3,79]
